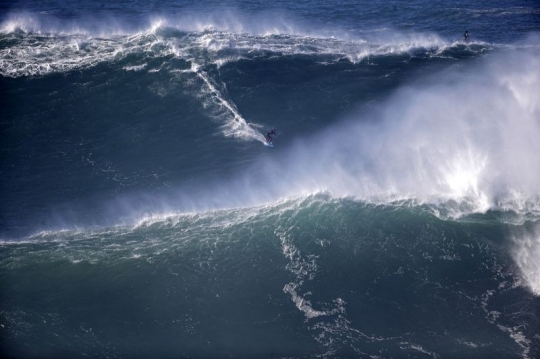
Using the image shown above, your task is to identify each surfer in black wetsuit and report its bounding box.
[265,129,277,143]
[463,30,470,42]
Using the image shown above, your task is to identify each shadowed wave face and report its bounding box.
[1,1,540,358]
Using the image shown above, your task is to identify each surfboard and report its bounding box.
[264,142,274,147]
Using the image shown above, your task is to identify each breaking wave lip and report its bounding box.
[1,198,537,357]
[2,191,539,246]
[0,10,493,79]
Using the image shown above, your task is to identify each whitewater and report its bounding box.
[1,1,540,358]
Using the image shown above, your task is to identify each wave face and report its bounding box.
[1,0,540,358]
[1,196,539,358]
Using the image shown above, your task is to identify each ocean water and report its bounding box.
[1,0,540,357]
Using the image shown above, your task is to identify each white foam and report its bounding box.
[480,285,534,358]
[0,30,174,77]
[276,228,355,322]
[511,223,540,296]
[283,283,327,319]
[123,63,147,71]
[0,11,464,78]
[497,325,532,359]
[400,342,440,358]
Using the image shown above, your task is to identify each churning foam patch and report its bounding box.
[0,28,175,77]
[0,9,466,79]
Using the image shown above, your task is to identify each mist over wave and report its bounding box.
[248,38,540,213]
[0,8,442,40]
[511,221,540,296]
[141,36,539,220]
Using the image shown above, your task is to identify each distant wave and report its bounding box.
[0,11,493,78]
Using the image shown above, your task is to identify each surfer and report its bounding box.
[463,30,470,42]
[265,129,277,143]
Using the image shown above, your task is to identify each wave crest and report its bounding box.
[1,11,490,78]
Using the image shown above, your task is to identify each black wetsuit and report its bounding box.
[266,130,277,143]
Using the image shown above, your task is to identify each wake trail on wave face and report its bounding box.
[190,64,266,143]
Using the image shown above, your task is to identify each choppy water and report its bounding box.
[1,0,540,357]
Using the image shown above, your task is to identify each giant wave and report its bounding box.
[1,5,540,358]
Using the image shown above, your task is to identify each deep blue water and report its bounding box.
[1,0,540,358]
